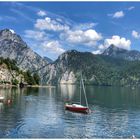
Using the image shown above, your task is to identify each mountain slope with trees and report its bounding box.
[41,49,140,86]
[0,57,40,85]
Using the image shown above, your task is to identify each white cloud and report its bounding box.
[37,10,47,17]
[132,30,140,39]
[35,17,70,32]
[24,30,48,41]
[24,29,65,58]
[99,35,131,50]
[113,11,124,18]
[60,29,102,47]
[56,18,63,22]
[98,44,106,50]
[42,40,65,54]
[92,50,102,55]
[128,6,135,11]
[73,22,97,30]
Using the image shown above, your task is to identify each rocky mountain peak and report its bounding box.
[57,49,95,62]
[66,49,78,53]
[0,28,51,74]
[0,28,27,47]
[103,44,128,56]
[102,44,140,61]
[0,28,14,34]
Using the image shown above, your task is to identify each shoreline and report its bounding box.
[0,83,137,88]
[0,84,17,88]
[0,84,56,88]
[27,85,56,88]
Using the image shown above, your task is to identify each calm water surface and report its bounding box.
[0,85,140,138]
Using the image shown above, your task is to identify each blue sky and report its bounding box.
[0,2,140,60]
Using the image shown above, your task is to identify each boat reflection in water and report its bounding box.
[0,102,4,112]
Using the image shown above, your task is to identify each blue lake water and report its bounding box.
[0,85,140,138]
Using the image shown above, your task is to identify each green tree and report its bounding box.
[12,79,19,85]
[33,73,40,85]
[24,70,35,85]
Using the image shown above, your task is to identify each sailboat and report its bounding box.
[65,74,90,114]
[0,96,4,102]
[0,95,4,102]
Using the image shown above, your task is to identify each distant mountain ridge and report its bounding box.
[1,28,140,86]
[103,44,140,61]
[41,49,140,86]
[43,57,53,63]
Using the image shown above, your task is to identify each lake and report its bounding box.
[0,85,140,138]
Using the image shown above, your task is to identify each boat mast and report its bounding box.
[81,73,89,108]
[80,78,82,105]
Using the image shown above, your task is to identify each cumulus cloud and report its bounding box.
[99,35,131,50]
[112,11,124,18]
[128,6,135,11]
[24,29,65,58]
[24,30,48,41]
[132,30,140,39]
[25,12,133,58]
[37,10,47,17]
[35,17,70,32]
[92,50,102,55]
[60,29,102,47]
[98,44,106,50]
[42,40,65,54]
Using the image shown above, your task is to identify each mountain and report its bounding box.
[43,57,53,63]
[0,29,49,72]
[1,28,140,86]
[103,44,140,61]
[40,49,140,86]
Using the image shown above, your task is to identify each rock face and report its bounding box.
[0,29,49,72]
[103,44,140,61]
[41,50,104,84]
[39,50,78,84]
[60,71,76,84]
[0,63,23,83]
